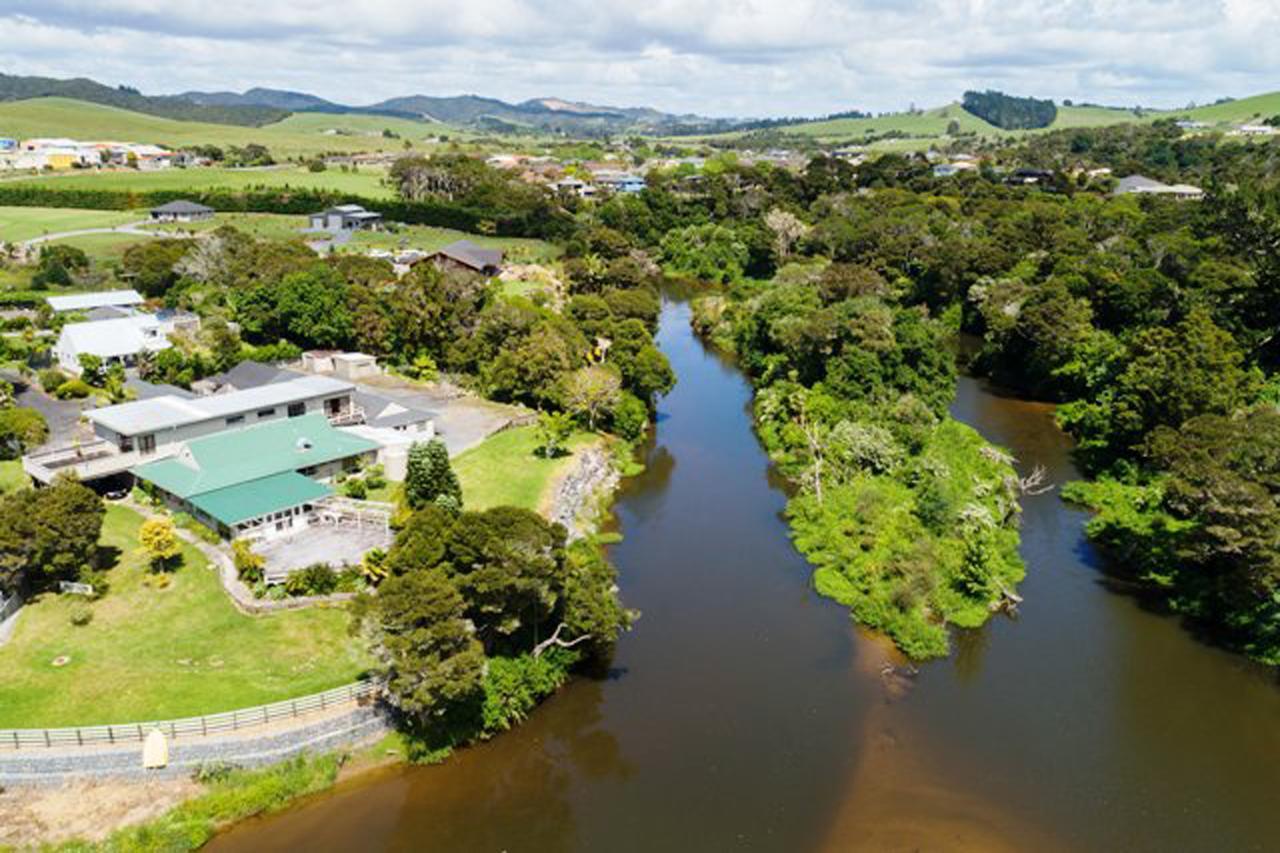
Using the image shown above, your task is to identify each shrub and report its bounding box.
[232,540,266,585]
[54,379,92,399]
[342,478,368,499]
[284,563,338,597]
[139,516,182,570]
[38,367,68,392]
[68,601,93,627]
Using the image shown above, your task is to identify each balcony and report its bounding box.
[22,440,172,484]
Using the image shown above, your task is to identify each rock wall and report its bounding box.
[549,446,619,540]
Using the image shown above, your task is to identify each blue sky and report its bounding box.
[2,1,1277,117]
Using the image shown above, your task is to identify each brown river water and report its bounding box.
[211,299,1280,852]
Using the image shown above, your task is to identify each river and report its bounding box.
[211,299,1280,851]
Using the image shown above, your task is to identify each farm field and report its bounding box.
[1,163,395,199]
[0,504,370,728]
[0,97,453,158]
[0,206,144,242]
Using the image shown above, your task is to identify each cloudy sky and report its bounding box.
[2,1,1277,117]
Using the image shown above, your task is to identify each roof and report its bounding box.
[204,360,294,391]
[1114,175,1203,196]
[150,200,213,215]
[46,290,144,312]
[189,472,332,527]
[131,412,378,499]
[88,375,353,436]
[430,239,504,272]
[351,389,436,430]
[126,378,197,401]
[59,315,170,360]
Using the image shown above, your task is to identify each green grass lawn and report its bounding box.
[47,231,155,262]
[0,460,27,494]
[343,224,560,264]
[0,505,370,728]
[0,206,145,242]
[3,163,395,199]
[365,426,598,513]
[451,425,598,513]
[145,211,308,242]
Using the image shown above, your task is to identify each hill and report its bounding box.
[0,98,452,158]
[1181,91,1280,124]
[0,73,286,127]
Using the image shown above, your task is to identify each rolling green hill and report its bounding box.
[0,97,452,157]
[1182,92,1280,124]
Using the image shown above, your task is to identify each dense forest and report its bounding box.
[551,131,1280,662]
[961,89,1058,130]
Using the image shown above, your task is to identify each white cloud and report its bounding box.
[0,1,1275,117]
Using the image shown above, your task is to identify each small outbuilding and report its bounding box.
[149,200,215,223]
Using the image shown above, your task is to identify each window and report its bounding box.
[257,408,276,419]
[138,434,156,454]
[287,402,306,417]
[225,415,245,427]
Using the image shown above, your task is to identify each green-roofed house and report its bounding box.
[132,413,379,539]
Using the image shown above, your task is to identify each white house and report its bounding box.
[55,315,172,375]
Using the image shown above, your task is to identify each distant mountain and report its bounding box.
[365,93,733,136]
[0,73,289,127]
[179,87,342,113]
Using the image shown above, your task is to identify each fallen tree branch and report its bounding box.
[532,622,593,658]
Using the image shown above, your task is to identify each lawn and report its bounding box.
[0,460,27,494]
[145,211,308,242]
[365,426,598,513]
[451,425,598,513]
[0,504,371,728]
[3,163,395,199]
[343,224,560,264]
[47,231,155,262]
[0,206,145,243]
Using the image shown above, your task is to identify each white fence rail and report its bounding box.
[1,680,381,750]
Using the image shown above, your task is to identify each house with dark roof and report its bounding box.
[150,200,215,222]
[422,239,504,276]
[308,204,383,232]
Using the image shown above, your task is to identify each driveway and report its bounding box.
[356,376,531,456]
[1,370,90,450]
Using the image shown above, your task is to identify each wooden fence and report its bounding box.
[1,680,381,750]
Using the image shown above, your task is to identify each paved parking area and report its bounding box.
[357,376,530,455]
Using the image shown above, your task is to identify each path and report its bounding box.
[18,220,152,249]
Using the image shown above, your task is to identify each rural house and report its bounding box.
[149,200,215,222]
[132,413,379,539]
[308,204,383,232]
[54,315,171,375]
[423,239,504,276]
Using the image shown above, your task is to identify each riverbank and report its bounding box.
[155,300,1280,852]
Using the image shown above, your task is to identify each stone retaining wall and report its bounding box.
[0,705,392,786]
[549,446,619,540]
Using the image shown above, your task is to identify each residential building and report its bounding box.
[1235,123,1278,136]
[149,200,215,222]
[22,375,361,485]
[132,413,379,539]
[423,239,504,276]
[1113,174,1204,200]
[54,315,171,375]
[308,204,383,232]
[46,290,144,314]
